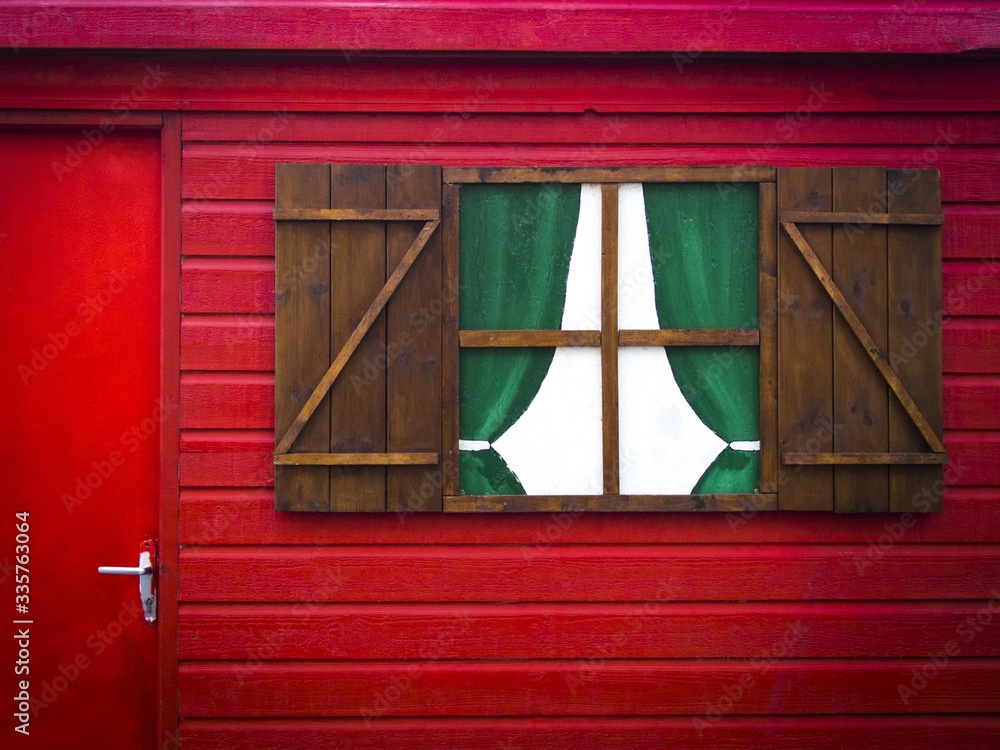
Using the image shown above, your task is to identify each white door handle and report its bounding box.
[97,540,157,624]
[98,565,153,576]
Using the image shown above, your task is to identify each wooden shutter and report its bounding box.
[274,164,443,512]
[777,167,945,512]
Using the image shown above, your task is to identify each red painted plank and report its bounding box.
[2,4,999,54]
[178,489,1000,545]
[181,258,998,318]
[4,58,1000,114]
[182,112,1000,146]
[944,319,1000,373]
[180,430,274,487]
[181,372,274,429]
[174,428,997,488]
[180,315,273,371]
[179,545,1000,603]
[943,204,1000,259]
[180,453,273,489]
[176,716,1000,750]
[176,200,997,261]
[182,258,274,314]
[177,372,994,432]
[180,429,272,453]
[178,602,1000,660]
[943,260,1000,316]
[182,201,273,257]
[182,144,1000,202]
[944,375,1000,430]
[177,659,1000,717]
[943,432,1000,487]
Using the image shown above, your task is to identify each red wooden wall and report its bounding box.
[174,56,1000,749]
[5,52,1000,747]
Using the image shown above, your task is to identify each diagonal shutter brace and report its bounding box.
[779,217,946,465]
[274,216,440,462]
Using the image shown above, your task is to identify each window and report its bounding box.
[272,165,945,514]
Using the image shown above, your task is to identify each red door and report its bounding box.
[0,130,161,747]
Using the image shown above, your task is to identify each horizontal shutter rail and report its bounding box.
[274,218,440,457]
[459,330,601,347]
[456,329,761,348]
[275,452,439,466]
[444,494,778,513]
[781,219,946,456]
[780,211,943,225]
[619,329,760,346]
[783,452,948,466]
[273,208,440,221]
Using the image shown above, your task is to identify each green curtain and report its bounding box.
[458,184,582,494]
[643,183,760,493]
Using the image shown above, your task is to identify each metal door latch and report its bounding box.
[98,539,157,624]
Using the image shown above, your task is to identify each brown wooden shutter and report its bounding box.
[274,164,443,512]
[776,167,945,513]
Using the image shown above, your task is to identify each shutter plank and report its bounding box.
[386,165,443,511]
[328,165,387,511]
[833,167,889,512]
[441,183,461,497]
[274,164,331,511]
[777,169,834,510]
[889,170,944,512]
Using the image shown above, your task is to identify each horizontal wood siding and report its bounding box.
[175,58,1000,748]
[3,4,1000,54]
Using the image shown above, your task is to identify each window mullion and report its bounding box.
[601,183,621,495]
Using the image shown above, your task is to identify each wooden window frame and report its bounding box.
[440,166,779,513]
[273,164,945,514]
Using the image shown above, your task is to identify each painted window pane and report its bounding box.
[458,184,601,495]
[643,182,759,329]
[458,183,582,330]
[459,181,760,496]
[460,347,603,495]
[638,183,759,492]
[619,183,759,493]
